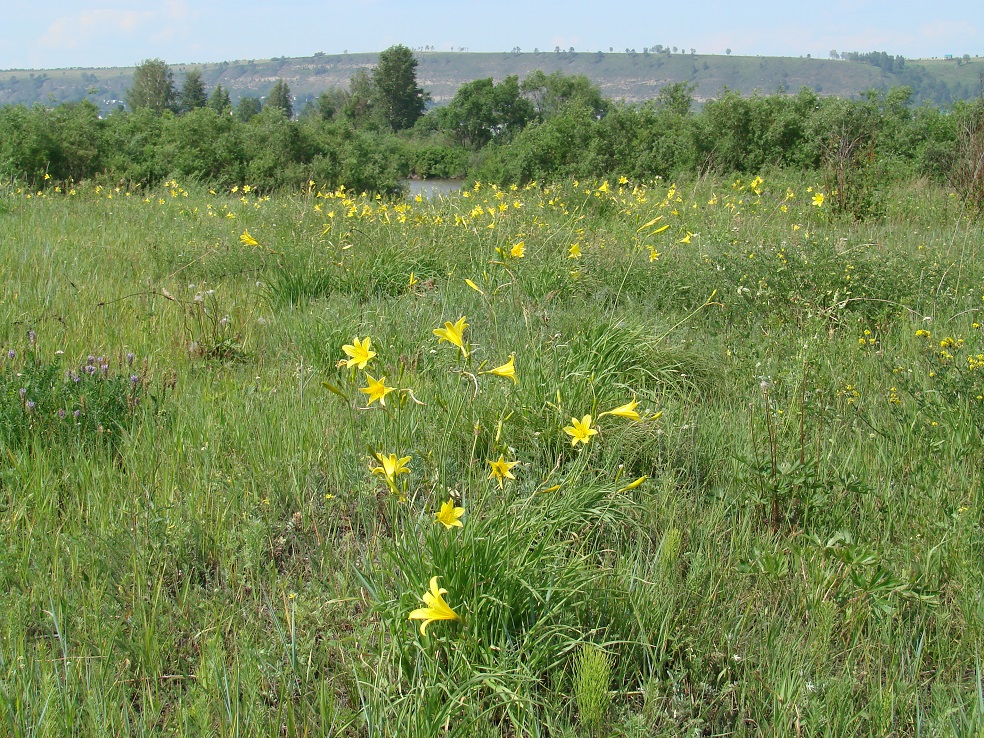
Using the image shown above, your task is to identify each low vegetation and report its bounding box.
[1,170,982,735]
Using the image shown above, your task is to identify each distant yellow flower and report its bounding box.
[597,180,609,193]
[510,241,526,258]
[481,355,517,384]
[487,454,520,488]
[435,499,465,529]
[465,278,484,294]
[342,336,376,370]
[239,229,259,246]
[678,232,693,244]
[599,397,641,421]
[812,192,825,207]
[568,243,582,258]
[359,374,395,406]
[408,576,460,636]
[564,415,598,447]
[433,317,469,357]
[408,271,418,288]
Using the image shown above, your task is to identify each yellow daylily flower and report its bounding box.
[481,355,517,384]
[812,192,825,207]
[510,241,525,258]
[342,336,376,370]
[239,229,259,247]
[433,317,469,357]
[359,374,395,406]
[563,415,598,447]
[487,454,520,488]
[435,499,465,529]
[371,452,411,493]
[408,576,460,636]
[599,397,641,421]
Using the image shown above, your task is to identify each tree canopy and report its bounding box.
[127,58,177,114]
[371,45,428,131]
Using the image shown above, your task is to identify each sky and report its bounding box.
[0,0,981,71]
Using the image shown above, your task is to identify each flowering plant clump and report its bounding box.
[408,576,460,635]
[0,341,150,452]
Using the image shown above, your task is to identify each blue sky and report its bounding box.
[1,0,981,70]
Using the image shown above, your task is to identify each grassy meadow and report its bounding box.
[1,174,983,736]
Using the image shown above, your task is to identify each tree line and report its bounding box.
[1,45,982,204]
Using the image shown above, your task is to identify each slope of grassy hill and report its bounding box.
[1,51,981,115]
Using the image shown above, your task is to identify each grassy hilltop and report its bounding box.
[2,49,982,114]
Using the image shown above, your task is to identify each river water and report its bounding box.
[403,178,463,199]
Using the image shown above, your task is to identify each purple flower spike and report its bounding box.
[130,374,140,385]
[126,353,136,366]
[18,387,26,399]
[58,409,66,419]
[27,330,36,345]
[7,350,15,359]
[87,355,95,365]
[73,409,81,418]
[25,401,35,412]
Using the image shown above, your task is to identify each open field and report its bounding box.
[1,174,983,736]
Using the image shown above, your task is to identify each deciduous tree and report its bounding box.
[371,44,428,130]
[127,58,177,114]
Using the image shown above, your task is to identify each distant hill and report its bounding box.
[2,50,981,115]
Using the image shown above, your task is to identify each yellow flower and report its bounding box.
[408,577,460,636]
[433,317,469,357]
[371,452,411,493]
[481,355,517,384]
[678,232,693,244]
[510,241,526,258]
[599,398,641,421]
[435,499,465,529]
[812,192,825,207]
[564,415,598,447]
[487,454,520,488]
[239,229,259,247]
[616,475,648,493]
[359,374,395,406]
[465,278,484,294]
[342,336,376,370]
[568,243,582,258]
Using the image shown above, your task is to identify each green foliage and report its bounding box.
[126,58,177,114]
[574,644,613,737]
[206,83,232,115]
[235,96,262,123]
[266,78,294,119]
[0,340,150,453]
[437,75,534,148]
[178,69,208,113]
[372,44,428,131]
[520,70,608,120]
